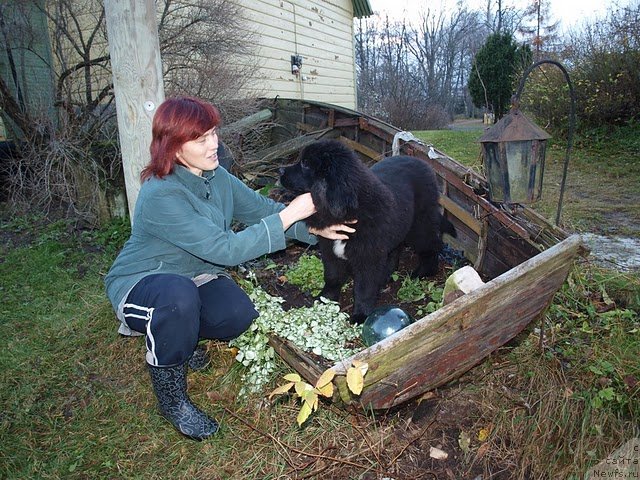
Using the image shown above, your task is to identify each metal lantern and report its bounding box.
[479,107,551,205]
[478,59,576,225]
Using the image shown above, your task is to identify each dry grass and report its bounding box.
[2,122,638,479]
[451,262,640,479]
[466,345,630,479]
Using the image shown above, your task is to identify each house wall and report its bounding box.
[233,0,358,109]
[0,0,55,139]
[1,0,366,141]
[47,0,111,106]
[0,0,110,140]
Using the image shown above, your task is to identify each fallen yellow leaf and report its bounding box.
[478,428,490,442]
[283,373,302,382]
[352,360,369,376]
[315,368,336,389]
[316,381,334,398]
[346,366,364,395]
[268,382,294,400]
[301,390,318,411]
[297,400,313,426]
[294,381,312,397]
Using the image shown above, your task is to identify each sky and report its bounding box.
[367,0,632,31]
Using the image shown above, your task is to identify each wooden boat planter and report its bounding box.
[226,97,588,411]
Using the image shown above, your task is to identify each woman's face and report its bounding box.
[176,127,219,176]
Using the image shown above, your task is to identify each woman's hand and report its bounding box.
[309,221,357,240]
[278,193,316,230]
[278,193,357,240]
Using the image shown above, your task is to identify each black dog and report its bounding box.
[280,139,456,324]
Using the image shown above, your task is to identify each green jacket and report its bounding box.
[104,165,316,311]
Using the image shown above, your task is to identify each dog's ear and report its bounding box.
[303,139,360,219]
[301,150,331,177]
[313,177,358,219]
[299,141,342,178]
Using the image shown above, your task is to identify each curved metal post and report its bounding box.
[513,60,576,226]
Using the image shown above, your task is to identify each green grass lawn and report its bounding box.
[1,125,638,479]
[415,122,640,236]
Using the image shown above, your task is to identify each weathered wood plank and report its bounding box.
[358,117,395,144]
[268,335,327,383]
[297,122,319,133]
[339,136,382,161]
[328,235,586,409]
[221,109,273,136]
[334,118,359,127]
[104,0,164,219]
[439,195,482,236]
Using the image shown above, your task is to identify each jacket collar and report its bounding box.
[173,165,217,198]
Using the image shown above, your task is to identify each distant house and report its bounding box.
[234,0,372,109]
[0,0,373,140]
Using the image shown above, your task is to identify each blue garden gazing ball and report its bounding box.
[361,306,415,347]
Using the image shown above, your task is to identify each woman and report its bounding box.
[104,96,354,441]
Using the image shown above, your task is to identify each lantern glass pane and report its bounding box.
[505,140,533,202]
[532,141,547,200]
[482,143,507,202]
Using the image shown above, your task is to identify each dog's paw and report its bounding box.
[318,286,340,302]
[350,312,367,325]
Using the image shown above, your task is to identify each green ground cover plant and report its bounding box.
[284,253,325,296]
[1,124,638,479]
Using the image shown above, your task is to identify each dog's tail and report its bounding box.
[441,215,457,238]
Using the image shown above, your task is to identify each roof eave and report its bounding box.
[352,0,373,18]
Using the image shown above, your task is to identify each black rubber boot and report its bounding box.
[188,344,211,371]
[147,362,219,441]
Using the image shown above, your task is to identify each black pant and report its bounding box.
[122,274,258,366]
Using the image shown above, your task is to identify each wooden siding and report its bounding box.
[46,0,111,110]
[0,1,55,139]
[233,0,358,109]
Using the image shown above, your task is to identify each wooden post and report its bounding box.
[104,0,164,221]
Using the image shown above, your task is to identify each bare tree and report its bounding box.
[0,0,260,224]
[407,7,480,116]
[156,0,260,120]
[375,18,418,127]
[355,17,381,117]
[477,0,526,35]
[356,15,419,126]
[518,0,561,59]
[46,0,113,133]
[356,6,487,128]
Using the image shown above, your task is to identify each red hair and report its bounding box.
[142,96,221,181]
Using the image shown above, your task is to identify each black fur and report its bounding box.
[280,139,455,324]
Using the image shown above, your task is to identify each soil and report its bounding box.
[245,235,492,479]
[246,242,466,321]
[6,181,633,478]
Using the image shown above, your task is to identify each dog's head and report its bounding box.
[279,139,360,220]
